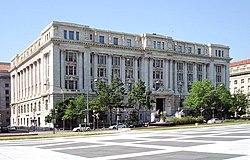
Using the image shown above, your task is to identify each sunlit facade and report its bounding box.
[10,21,231,127]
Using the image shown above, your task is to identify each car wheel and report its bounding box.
[76,129,80,132]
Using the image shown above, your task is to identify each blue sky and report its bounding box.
[1,0,249,62]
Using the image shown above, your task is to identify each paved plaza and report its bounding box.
[0,124,250,160]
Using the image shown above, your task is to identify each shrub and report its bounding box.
[170,116,204,125]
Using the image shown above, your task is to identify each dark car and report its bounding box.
[0,126,9,133]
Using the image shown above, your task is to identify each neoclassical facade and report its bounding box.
[230,59,250,113]
[10,21,230,127]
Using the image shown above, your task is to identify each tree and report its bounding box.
[184,79,219,118]
[216,83,232,119]
[89,78,125,126]
[127,80,154,124]
[230,91,248,117]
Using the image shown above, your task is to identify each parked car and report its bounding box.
[72,126,91,132]
[0,126,9,133]
[109,124,127,129]
[7,126,16,131]
[207,118,223,124]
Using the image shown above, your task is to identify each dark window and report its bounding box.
[5,90,9,95]
[64,30,67,39]
[90,34,93,40]
[113,37,118,45]
[5,83,9,87]
[76,32,79,40]
[198,48,201,54]
[69,31,74,40]
[99,36,104,44]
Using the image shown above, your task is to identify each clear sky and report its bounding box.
[0,0,249,63]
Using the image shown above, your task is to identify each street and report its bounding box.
[0,124,250,160]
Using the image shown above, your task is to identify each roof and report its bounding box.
[0,62,11,71]
[230,59,250,67]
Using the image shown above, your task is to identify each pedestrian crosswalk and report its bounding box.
[0,124,250,160]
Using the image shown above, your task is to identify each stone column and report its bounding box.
[134,57,138,83]
[78,52,83,90]
[174,61,178,93]
[209,61,215,87]
[121,56,126,83]
[107,54,112,84]
[84,47,91,91]
[164,59,169,90]
[225,64,230,88]
[221,65,225,85]
[144,57,149,88]
[193,63,197,81]
[183,62,188,94]
[94,53,98,80]
[169,60,173,91]
[203,63,207,80]
[149,58,153,90]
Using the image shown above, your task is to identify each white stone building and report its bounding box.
[230,59,250,114]
[10,21,230,128]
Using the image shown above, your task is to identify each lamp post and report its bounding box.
[178,82,183,109]
[86,79,98,126]
[44,83,64,133]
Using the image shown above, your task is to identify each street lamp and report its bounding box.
[86,79,98,126]
[44,83,64,133]
[178,81,183,109]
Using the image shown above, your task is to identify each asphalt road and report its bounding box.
[0,124,250,160]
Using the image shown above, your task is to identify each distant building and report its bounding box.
[0,62,11,126]
[10,21,231,128]
[230,59,250,114]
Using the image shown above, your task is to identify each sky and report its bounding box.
[0,0,249,63]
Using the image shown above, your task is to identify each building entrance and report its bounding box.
[156,98,164,113]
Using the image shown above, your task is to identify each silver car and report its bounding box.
[72,126,91,132]
[207,118,223,124]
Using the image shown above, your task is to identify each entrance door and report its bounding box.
[156,98,164,113]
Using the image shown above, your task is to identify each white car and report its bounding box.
[72,126,91,132]
[109,124,127,129]
[207,118,223,124]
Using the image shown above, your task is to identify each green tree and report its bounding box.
[230,91,248,117]
[89,78,125,126]
[216,83,232,118]
[184,79,219,118]
[127,80,154,124]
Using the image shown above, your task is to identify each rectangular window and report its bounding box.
[187,63,193,72]
[157,41,161,49]
[177,73,183,81]
[5,90,9,95]
[218,50,221,57]
[98,55,106,64]
[216,66,222,72]
[74,66,77,75]
[234,80,237,84]
[5,83,9,87]
[69,31,74,40]
[215,50,218,56]
[6,103,9,108]
[76,32,79,40]
[125,58,133,66]
[127,39,131,47]
[153,41,156,49]
[198,48,201,54]
[90,34,93,40]
[188,74,193,81]
[99,36,104,44]
[197,64,202,72]
[113,37,118,45]
[177,46,182,53]
[112,57,120,66]
[64,30,67,39]
[241,79,244,84]
[222,50,224,57]
[188,47,192,53]
[177,62,183,71]
[162,42,165,50]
